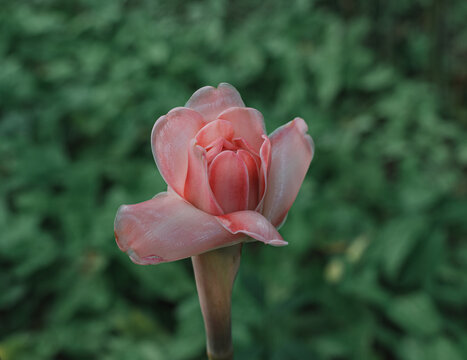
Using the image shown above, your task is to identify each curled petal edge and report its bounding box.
[216,211,288,246]
[114,193,285,266]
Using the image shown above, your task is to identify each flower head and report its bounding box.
[114,83,314,265]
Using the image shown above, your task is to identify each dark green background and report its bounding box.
[1,0,466,359]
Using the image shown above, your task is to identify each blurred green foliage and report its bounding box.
[1,0,467,359]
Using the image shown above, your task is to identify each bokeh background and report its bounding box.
[1,0,467,359]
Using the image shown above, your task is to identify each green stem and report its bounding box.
[192,244,242,360]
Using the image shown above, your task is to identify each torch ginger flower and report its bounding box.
[114,83,313,359]
[114,83,314,263]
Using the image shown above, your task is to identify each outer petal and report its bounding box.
[184,140,224,215]
[151,107,205,196]
[218,107,266,153]
[114,193,241,265]
[216,211,288,246]
[262,118,314,227]
[209,151,249,213]
[186,83,245,122]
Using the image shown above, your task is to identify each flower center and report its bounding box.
[194,120,261,213]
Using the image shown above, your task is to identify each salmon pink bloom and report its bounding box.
[114,83,314,265]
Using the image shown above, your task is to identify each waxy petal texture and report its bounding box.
[186,83,245,122]
[115,193,241,264]
[184,140,224,215]
[262,118,314,227]
[152,107,205,196]
[217,211,288,246]
[209,151,249,213]
[218,107,266,153]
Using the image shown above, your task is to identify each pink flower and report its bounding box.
[114,83,314,265]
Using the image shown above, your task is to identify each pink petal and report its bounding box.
[255,135,271,212]
[262,118,314,227]
[115,193,242,265]
[232,137,260,157]
[216,211,288,246]
[184,140,223,215]
[205,138,236,163]
[186,83,245,122]
[205,138,224,163]
[237,150,259,210]
[209,151,249,213]
[195,119,234,148]
[151,107,205,197]
[218,107,266,153]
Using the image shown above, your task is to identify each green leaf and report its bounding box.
[386,294,442,336]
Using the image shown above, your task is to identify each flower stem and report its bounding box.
[192,244,242,360]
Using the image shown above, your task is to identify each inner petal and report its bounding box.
[195,119,235,148]
[184,140,223,215]
[233,137,259,157]
[209,151,249,213]
[206,138,236,163]
[217,107,266,154]
[237,150,259,210]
